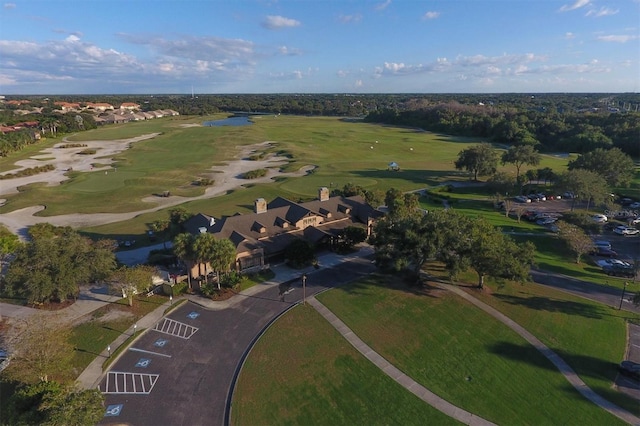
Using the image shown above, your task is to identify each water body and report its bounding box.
[202,116,253,127]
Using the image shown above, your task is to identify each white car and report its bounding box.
[614,226,640,236]
[592,214,608,223]
[596,258,632,268]
[629,217,640,225]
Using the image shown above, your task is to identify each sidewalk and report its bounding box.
[75,298,179,390]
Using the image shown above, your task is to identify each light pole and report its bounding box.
[302,274,307,305]
[169,295,173,305]
[133,323,137,335]
[619,281,629,310]
[107,345,111,358]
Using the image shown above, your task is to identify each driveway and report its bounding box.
[99,254,377,426]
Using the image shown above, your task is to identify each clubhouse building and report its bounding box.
[182,187,382,277]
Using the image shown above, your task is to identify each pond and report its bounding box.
[202,116,253,127]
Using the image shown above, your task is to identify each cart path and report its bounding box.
[307,296,496,426]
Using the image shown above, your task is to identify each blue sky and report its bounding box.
[0,0,638,94]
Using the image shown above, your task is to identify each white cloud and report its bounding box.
[597,34,639,42]
[586,7,619,17]
[422,11,440,20]
[565,32,575,39]
[559,0,590,12]
[262,15,301,30]
[375,0,391,11]
[278,45,302,56]
[355,79,363,87]
[3,3,15,9]
[337,13,362,24]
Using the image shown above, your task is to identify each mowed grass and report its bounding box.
[231,304,459,426]
[0,115,570,220]
[315,274,628,425]
[464,279,640,416]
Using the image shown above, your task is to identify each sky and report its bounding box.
[0,0,638,95]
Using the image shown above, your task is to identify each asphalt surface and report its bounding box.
[99,255,377,426]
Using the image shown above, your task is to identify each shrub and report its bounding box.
[58,143,87,148]
[77,149,97,155]
[172,281,188,295]
[0,164,55,180]
[221,271,242,288]
[241,169,268,179]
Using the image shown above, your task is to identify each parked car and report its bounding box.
[0,349,9,373]
[614,226,640,236]
[593,240,612,250]
[514,195,530,203]
[536,193,546,201]
[536,217,557,226]
[629,202,640,209]
[628,217,640,225]
[602,263,635,278]
[563,191,575,199]
[591,247,618,258]
[619,360,640,380]
[591,214,608,223]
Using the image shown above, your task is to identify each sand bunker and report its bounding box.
[0,137,314,236]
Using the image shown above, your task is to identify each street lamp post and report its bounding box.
[169,295,173,305]
[302,274,307,305]
[619,281,629,310]
[133,323,137,335]
[107,345,111,358]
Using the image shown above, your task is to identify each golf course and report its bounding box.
[1,114,639,424]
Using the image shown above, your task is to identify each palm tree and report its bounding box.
[172,233,196,289]
[192,233,216,282]
[209,239,237,289]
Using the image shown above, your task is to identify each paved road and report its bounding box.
[99,254,377,426]
[530,269,640,313]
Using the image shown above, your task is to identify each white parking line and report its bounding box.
[153,318,198,339]
[101,372,159,394]
[129,347,172,358]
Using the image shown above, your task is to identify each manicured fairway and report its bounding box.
[232,304,460,426]
[315,274,627,425]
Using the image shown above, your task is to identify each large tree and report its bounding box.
[556,169,611,211]
[554,220,593,264]
[192,232,217,279]
[6,381,104,426]
[4,313,73,384]
[454,143,498,181]
[567,147,635,188]
[373,209,534,288]
[4,226,116,304]
[501,144,541,185]
[108,265,158,306]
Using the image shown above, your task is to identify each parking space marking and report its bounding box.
[104,404,123,417]
[129,347,172,358]
[101,372,159,394]
[153,318,198,339]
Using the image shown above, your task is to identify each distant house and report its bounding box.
[85,102,114,112]
[120,102,140,110]
[182,188,382,277]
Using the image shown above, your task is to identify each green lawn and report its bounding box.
[314,274,631,425]
[465,279,640,416]
[232,304,460,426]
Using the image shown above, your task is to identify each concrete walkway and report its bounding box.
[75,298,181,390]
[438,282,640,426]
[307,296,496,426]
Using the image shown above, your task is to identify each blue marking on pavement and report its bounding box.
[135,358,151,368]
[187,311,200,319]
[105,404,123,417]
[154,338,168,347]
